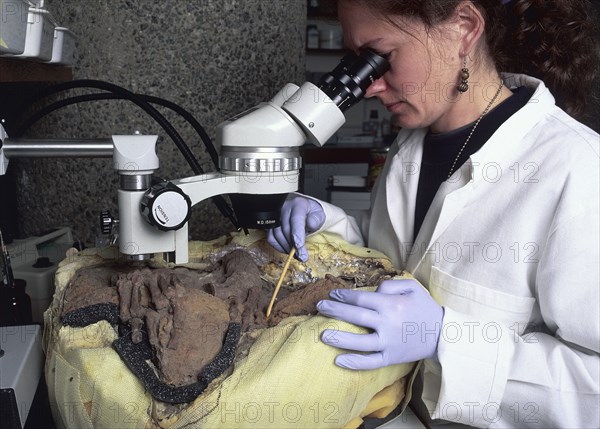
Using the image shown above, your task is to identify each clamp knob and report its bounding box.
[140,182,192,231]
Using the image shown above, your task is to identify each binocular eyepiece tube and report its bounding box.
[318,49,391,112]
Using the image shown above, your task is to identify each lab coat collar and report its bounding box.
[384,128,426,268]
[407,176,471,272]
[468,73,555,184]
[407,74,556,272]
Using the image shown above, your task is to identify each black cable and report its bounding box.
[145,94,219,169]
[17,80,201,172]
[16,92,219,168]
[15,93,111,136]
[14,80,238,228]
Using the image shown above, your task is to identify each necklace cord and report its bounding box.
[447,80,505,179]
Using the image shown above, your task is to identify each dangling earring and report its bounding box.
[457,59,470,93]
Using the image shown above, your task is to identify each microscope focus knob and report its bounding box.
[99,210,115,235]
[140,182,192,231]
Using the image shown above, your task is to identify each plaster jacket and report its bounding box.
[315,74,600,428]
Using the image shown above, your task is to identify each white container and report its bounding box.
[319,27,343,50]
[0,325,43,428]
[0,0,30,55]
[306,24,319,49]
[16,7,56,61]
[49,26,75,64]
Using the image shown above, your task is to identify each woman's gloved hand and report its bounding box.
[267,195,325,262]
[317,279,443,370]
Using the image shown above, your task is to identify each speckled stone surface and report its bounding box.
[14,0,306,245]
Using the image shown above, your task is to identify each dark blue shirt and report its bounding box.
[414,86,534,240]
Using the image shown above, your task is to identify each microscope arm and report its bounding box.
[119,170,299,265]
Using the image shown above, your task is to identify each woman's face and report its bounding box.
[338,2,462,131]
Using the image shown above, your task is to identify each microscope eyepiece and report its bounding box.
[317,49,390,112]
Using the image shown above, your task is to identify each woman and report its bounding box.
[268,0,599,427]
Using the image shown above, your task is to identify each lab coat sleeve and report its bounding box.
[430,169,600,428]
[303,195,365,246]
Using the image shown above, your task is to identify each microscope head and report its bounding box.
[218,49,390,230]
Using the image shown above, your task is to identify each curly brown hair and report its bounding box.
[324,0,600,120]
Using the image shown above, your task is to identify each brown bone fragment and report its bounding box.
[130,272,148,344]
[116,274,132,323]
[143,268,169,311]
[167,276,186,350]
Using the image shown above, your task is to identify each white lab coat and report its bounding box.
[313,74,600,428]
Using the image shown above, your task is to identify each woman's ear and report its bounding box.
[455,0,486,57]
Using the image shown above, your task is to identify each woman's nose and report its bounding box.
[365,77,386,98]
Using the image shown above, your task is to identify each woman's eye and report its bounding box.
[374,50,391,60]
[362,48,386,58]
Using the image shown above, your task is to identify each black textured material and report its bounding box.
[117,323,153,360]
[113,322,242,404]
[59,301,242,403]
[61,303,119,327]
[198,322,241,384]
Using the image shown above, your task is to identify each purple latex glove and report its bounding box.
[317,279,443,370]
[267,195,325,262]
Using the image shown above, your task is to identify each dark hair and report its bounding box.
[327,0,600,120]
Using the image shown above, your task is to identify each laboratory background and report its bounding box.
[0,1,406,428]
[1,0,599,247]
[0,0,599,428]
[1,0,307,246]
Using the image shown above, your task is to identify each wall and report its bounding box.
[11,0,305,245]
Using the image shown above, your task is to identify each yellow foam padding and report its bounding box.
[223,230,398,287]
[165,314,415,428]
[48,328,150,429]
[342,377,407,429]
[226,229,395,265]
[44,232,418,429]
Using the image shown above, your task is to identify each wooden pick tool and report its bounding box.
[266,247,296,318]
